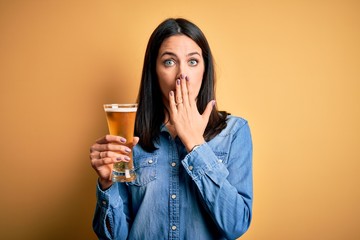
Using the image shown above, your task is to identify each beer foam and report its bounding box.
[105,105,137,112]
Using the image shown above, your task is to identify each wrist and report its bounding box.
[186,139,205,152]
[99,178,113,191]
[190,144,201,152]
[180,133,205,152]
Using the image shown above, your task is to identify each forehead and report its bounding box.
[159,35,202,55]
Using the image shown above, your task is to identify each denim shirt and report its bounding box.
[93,115,253,240]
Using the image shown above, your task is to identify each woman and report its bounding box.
[90,18,253,240]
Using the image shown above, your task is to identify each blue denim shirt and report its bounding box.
[93,115,253,240]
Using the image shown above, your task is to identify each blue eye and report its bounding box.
[164,59,175,66]
[188,59,198,66]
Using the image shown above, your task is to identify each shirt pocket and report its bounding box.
[126,155,157,187]
[214,151,228,165]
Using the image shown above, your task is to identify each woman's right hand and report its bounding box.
[89,135,139,190]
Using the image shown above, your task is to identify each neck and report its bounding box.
[164,113,177,139]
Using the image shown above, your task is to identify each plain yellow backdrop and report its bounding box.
[0,0,359,239]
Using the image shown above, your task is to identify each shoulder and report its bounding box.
[218,115,250,137]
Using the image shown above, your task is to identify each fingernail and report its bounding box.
[185,76,189,81]
[180,74,184,79]
[176,79,180,85]
[125,148,131,153]
[212,100,216,106]
[170,91,174,96]
[120,137,126,143]
[117,156,130,161]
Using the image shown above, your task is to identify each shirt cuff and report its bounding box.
[96,181,122,209]
[182,143,229,182]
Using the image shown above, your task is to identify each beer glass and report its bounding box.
[103,104,137,182]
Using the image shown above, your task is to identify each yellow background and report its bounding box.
[1,0,359,239]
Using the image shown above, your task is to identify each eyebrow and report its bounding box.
[159,51,201,58]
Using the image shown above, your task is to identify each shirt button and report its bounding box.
[171,162,176,167]
[171,225,177,230]
[148,159,153,164]
[188,166,193,171]
[171,194,176,199]
[218,159,223,163]
[102,200,107,206]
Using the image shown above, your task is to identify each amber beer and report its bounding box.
[104,104,137,182]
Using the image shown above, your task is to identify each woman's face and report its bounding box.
[156,35,205,105]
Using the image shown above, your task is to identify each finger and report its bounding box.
[91,157,117,169]
[202,100,216,121]
[181,75,190,107]
[90,151,101,159]
[98,150,126,160]
[131,137,140,147]
[91,143,131,153]
[169,90,177,113]
[175,78,183,105]
[186,76,197,107]
[95,135,127,144]
[92,151,130,166]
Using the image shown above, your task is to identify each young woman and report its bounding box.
[90,18,253,240]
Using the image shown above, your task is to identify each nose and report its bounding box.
[176,73,185,80]
[176,62,188,80]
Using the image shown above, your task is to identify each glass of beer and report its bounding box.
[103,104,137,182]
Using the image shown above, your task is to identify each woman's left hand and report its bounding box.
[168,75,215,152]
